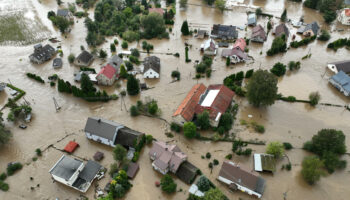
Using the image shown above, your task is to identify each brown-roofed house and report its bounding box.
[127,162,139,179]
[173,84,235,126]
[149,141,187,175]
[218,161,266,198]
[251,25,267,43]
[274,24,289,38]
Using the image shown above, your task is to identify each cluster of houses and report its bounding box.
[328,60,350,96]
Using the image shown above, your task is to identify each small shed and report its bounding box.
[247,13,257,26]
[127,162,139,179]
[254,153,276,172]
[64,141,79,153]
[53,58,63,69]
[93,151,104,161]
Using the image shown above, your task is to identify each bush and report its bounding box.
[171,70,181,80]
[170,122,182,133]
[196,176,210,192]
[285,163,292,171]
[109,163,119,177]
[309,92,320,106]
[208,162,213,169]
[206,152,211,159]
[110,43,116,52]
[122,41,128,49]
[266,142,284,158]
[132,151,140,162]
[99,49,107,59]
[146,135,153,144]
[245,69,254,78]
[131,48,140,57]
[225,154,232,159]
[184,122,197,139]
[68,53,75,63]
[213,159,219,165]
[288,61,301,71]
[290,35,316,48]
[270,62,286,77]
[7,162,23,176]
[301,156,325,185]
[283,142,293,150]
[130,105,139,117]
[129,56,140,65]
[35,148,42,156]
[254,124,265,133]
[317,30,330,41]
[0,173,7,181]
[160,174,177,194]
[147,101,158,115]
[125,61,134,71]
[322,151,346,173]
[0,181,9,191]
[27,73,45,83]
[127,75,140,96]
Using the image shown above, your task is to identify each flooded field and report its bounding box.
[0,0,350,199]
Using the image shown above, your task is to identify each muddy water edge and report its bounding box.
[0,0,350,199]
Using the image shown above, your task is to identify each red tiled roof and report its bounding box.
[97,64,116,79]
[149,8,164,16]
[345,9,350,17]
[64,141,79,153]
[233,38,246,51]
[173,84,207,121]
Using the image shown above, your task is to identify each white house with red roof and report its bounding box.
[338,9,350,25]
[96,64,117,86]
[200,39,218,56]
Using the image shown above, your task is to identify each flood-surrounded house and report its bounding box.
[297,21,320,37]
[211,24,238,40]
[49,155,103,193]
[57,9,74,21]
[53,58,63,69]
[149,141,187,175]
[221,39,249,64]
[108,55,123,71]
[29,44,56,64]
[218,161,266,198]
[96,64,117,86]
[338,8,350,25]
[173,84,235,127]
[327,60,350,74]
[329,71,350,97]
[143,56,160,79]
[84,117,144,149]
[274,24,289,38]
[253,154,276,173]
[200,39,218,56]
[247,13,257,26]
[196,29,208,39]
[74,51,94,67]
[251,25,267,43]
[233,38,246,52]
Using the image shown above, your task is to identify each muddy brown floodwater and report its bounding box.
[0,0,350,199]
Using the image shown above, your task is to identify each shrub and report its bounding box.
[0,173,7,181]
[236,71,244,81]
[68,53,75,63]
[170,122,182,133]
[206,152,211,159]
[110,43,116,52]
[7,162,23,176]
[113,144,127,162]
[114,39,119,45]
[127,75,140,96]
[109,163,119,177]
[290,35,316,48]
[245,69,254,78]
[196,176,210,192]
[129,56,140,65]
[208,162,213,169]
[213,159,219,165]
[256,8,262,15]
[35,148,42,156]
[254,124,265,133]
[270,62,286,77]
[301,156,325,185]
[130,105,139,117]
[122,41,128,49]
[285,163,292,171]
[147,101,158,115]
[125,61,134,71]
[146,135,153,144]
[171,70,181,80]
[132,151,140,162]
[225,154,232,159]
[184,122,197,139]
[0,181,9,191]
[266,142,284,158]
[99,49,107,59]
[283,142,293,150]
[50,82,55,87]
[160,174,177,194]
[317,29,330,41]
[309,92,320,106]
[27,73,45,83]
[288,61,301,71]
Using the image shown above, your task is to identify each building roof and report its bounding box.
[108,55,123,71]
[329,60,350,73]
[331,71,350,93]
[346,0,350,5]
[127,162,139,179]
[53,58,63,68]
[211,24,238,40]
[275,24,289,38]
[57,9,70,17]
[78,160,102,183]
[148,8,164,15]
[251,25,267,41]
[247,13,257,25]
[254,154,276,172]
[219,161,266,195]
[303,21,320,35]
[173,84,207,121]
[30,44,56,62]
[84,117,123,141]
[93,151,104,161]
[49,155,83,181]
[64,141,79,153]
[233,38,246,51]
[115,127,144,148]
[345,8,350,17]
[202,39,217,51]
[175,161,199,184]
[76,51,94,64]
[97,64,117,79]
[143,56,160,74]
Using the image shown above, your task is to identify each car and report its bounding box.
[19,124,27,129]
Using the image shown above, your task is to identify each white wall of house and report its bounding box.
[218,176,262,198]
[96,74,116,86]
[143,68,159,79]
[152,162,168,175]
[85,132,116,147]
[327,64,338,74]
[51,163,84,186]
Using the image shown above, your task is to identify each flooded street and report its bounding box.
[0,0,350,199]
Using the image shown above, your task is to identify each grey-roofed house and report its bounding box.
[29,44,56,64]
[74,51,94,67]
[49,155,102,193]
[218,161,266,198]
[84,117,144,149]
[274,24,289,38]
[327,60,350,74]
[108,55,123,71]
[221,48,249,64]
[329,71,350,97]
[211,24,238,40]
[53,58,63,69]
[247,13,257,26]
[251,24,267,43]
[297,21,320,37]
[143,56,160,79]
[175,161,199,184]
[57,9,74,21]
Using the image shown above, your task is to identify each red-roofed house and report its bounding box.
[233,38,246,52]
[338,8,350,25]
[148,8,164,16]
[173,84,235,126]
[96,64,117,86]
[64,141,79,153]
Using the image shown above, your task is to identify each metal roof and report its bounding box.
[49,155,83,181]
[84,117,123,141]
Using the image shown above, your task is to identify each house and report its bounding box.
[84,117,144,149]
[329,71,350,96]
[247,13,257,26]
[338,8,350,25]
[148,8,164,16]
[211,24,238,40]
[0,82,6,92]
[221,48,249,64]
[96,64,117,86]
[74,71,95,82]
[126,162,139,179]
[200,39,218,56]
[49,155,103,193]
[253,154,276,173]
[149,141,187,175]
[29,44,56,64]
[274,24,289,38]
[233,38,246,52]
[175,161,199,184]
[196,29,208,39]
[74,51,94,67]
[57,9,74,21]
[251,25,267,43]
[173,84,235,127]
[218,161,266,198]
[297,21,320,36]
[143,56,160,79]
[53,58,63,69]
[327,60,350,74]
[218,42,229,48]
[108,55,123,71]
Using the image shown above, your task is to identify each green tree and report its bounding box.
[256,8,262,16]
[148,101,158,115]
[122,41,128,49]
[68,53,75,63]
[99,49,107,59]
[127,75,140,96]
[131,48,140,57]
[171,70,181,80]
[114,184,126,198]
[55,16,70,33]
[218,113,233,131]
[110,43,116,52]
[267,21,272,32]
[309,91,320,106]
[181,20,190,36]
[301,156,325,185]
[215,0,226,12]
[197,176,210,192]
[130,105,139,117]
[81,73,95,94]
[119,65,128,79]
[204,188,226,200]
[317,29,331,41]
[266,141,285,158]
[226,57,230,66]
[160,174,177,194]
[323,10,336,23]
[113,144,127,162]
[184,122,197,139]
[270,62,287,77]
[141,13,167,39]
[281,9,287,22]
[322,151,346,173]
[197,111,210,130]
[267,36,287,56]
[246,70,278,107]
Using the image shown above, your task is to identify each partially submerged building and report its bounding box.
[338,8,350,26]
[149,141,187,175]
[175,161,199,184]
[254,154,276,173]
[108,55,123,71]
[247,13,257,26]
[29,44,56,64]
[274,24,289,38]
[96,64,117,86]
[251,25,267,43]
[329,71,350,97]
[218,161,266,198]
[173,84,235,127]
[222,39,249,64]
[200,39,218,56]
[297,21,320,37]
[57,9,74,21]
[196,29,208,39]
[53,58,63,69]
[143,56,160,79]
[49,155,103,193]
[74,51,94,67]
[84,117,144,149]
[327,60,350,74]
[211,24,238,40]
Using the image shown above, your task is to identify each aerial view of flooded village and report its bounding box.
[0,0,349,199]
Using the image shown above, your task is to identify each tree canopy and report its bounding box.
[184,122,197,139]
[266,141,285,158]
[141,13,168,39]
[113,144,127,162]
[196,111,210,130]
[301,156,325,185]
[181,20,189,36]
[160,174,177,194]
[204,188,226,200]
[127,75,140,96]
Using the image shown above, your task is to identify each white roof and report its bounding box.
[189,184,205,197]
[88,74,97,82]
[254,154,262,172]
[201,89,219,107]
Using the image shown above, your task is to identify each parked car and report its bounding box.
[19,124,27,129]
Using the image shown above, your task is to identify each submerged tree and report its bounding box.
[181,20,190,36]
[301,156,325,185]
[126,75,140,96]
